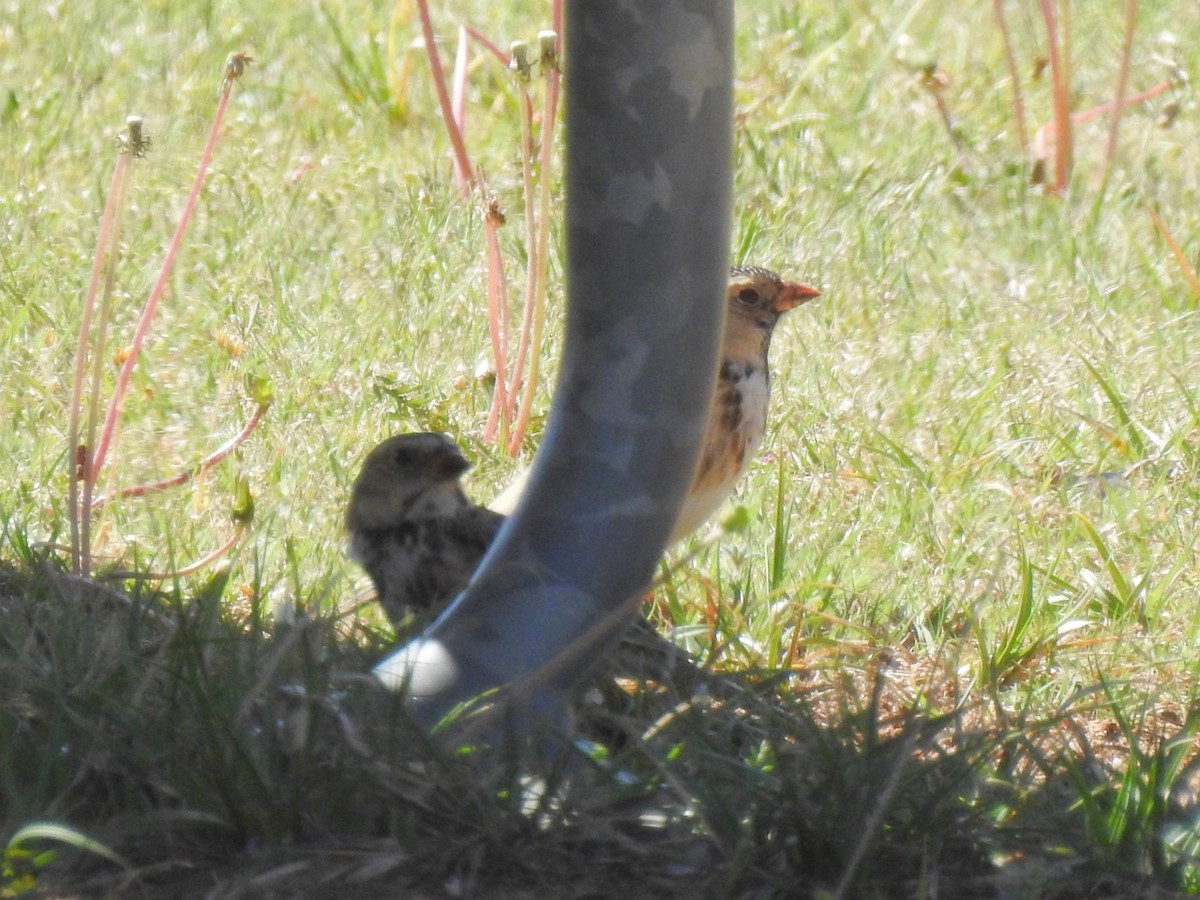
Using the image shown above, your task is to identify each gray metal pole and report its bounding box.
[375,0,734,734]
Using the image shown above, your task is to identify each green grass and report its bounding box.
[4,0,1200,896]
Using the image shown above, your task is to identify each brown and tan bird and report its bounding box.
[670,264,820,541]
[347,266,819,628]
[487,264,821,541]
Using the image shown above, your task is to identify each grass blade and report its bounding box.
[1077,354,1147,459]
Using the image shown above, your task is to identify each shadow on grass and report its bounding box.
[0,555,1195,899]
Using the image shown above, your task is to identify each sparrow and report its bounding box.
[489,265,821,542]
[347,430,704,693]
[345,432,504,624]
[673,264,820,539]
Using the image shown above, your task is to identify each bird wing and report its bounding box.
[376,505,504,623]
[446,505,506,560]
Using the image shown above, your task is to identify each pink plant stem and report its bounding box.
[91,83,235,482]
[90,401,269,508]
[1076,79,1172,125]
[460,34,508,442]
[508,26,561,455]
[1032,77,1173,171]
[415,0,475,197]
[132,525,246,581]
[1102,0,1138,176]
[501,95,540,441]
[497,225,511,383]
[504,89,539,435]
[68,151,128,573]
[1039,0,1072,192]
[81,160,135,575]
[926,78,970,173]
[462,25,510,66]
[450,26,470,189]
[992,0,1028,154]
[481,209,510,444]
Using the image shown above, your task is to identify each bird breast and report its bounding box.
[671,361,769,541]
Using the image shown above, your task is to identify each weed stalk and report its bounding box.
[1038,0,1072,192]
[507,25,561,456]
[90,53,252,484]
[89,400,270,509]
[1100,0,1138,186]
[992,0,1028,154]
[76,54,251,576]
[68,120,139,575]
[481,196,511,446]
[415,0,475,197]
[502,40,539,449]
[413,6,561,456]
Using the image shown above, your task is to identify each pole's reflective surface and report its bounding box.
[375,0,733,731]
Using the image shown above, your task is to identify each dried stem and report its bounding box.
[462,25,510,65]
[1032,77,1174,180]
[1075,79,1172,125]
[1148,208,1200,302]
[450,26,470,188]
[111,525,247,582]
[447,23,511,444]
[80,157,135,576]
[433,6,563,454]
[992,0,1028,154]
[922,69,970,174]
[1038,0,1072,192]
[90,401,270,509]
[415,0,475,197]
[91,56,249,483]
[69,142,130,574]
[481,197,511,446]
[1101,0,1138,179]
[504,82,539,436]
[508,26,561,455]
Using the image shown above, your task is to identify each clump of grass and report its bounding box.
[8,553,1195,898]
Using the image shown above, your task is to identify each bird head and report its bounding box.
[724,265,821,358]
[347,432,471,532]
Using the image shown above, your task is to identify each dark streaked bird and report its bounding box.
[347,430,699,690]
[346,432,503,624]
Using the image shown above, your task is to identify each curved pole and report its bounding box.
[375,0,733,732]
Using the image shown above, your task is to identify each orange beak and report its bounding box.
[774,281,821,314]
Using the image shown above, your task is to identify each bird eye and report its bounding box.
[737,287,759,304]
